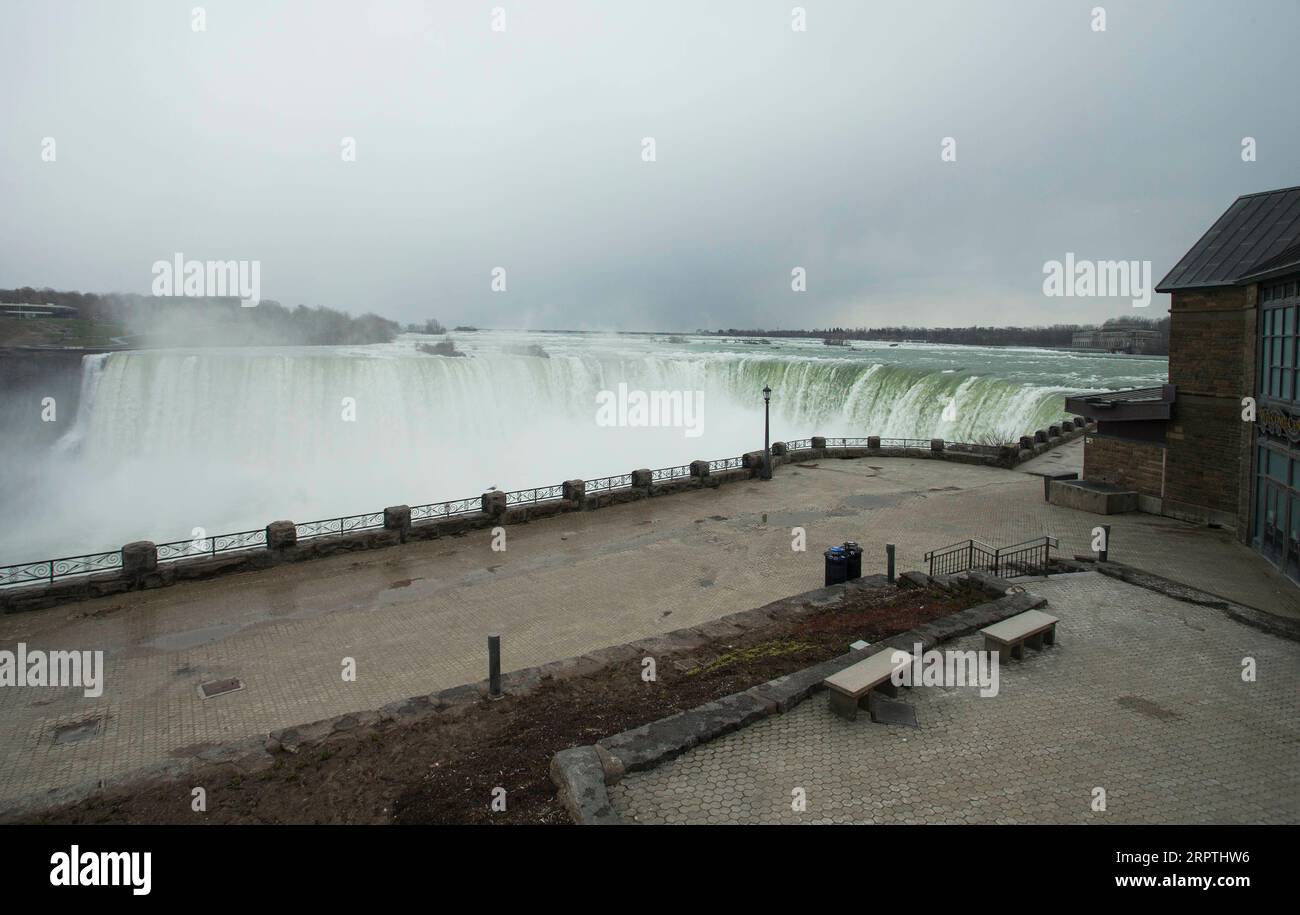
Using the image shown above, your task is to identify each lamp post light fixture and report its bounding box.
[761,384,773,480]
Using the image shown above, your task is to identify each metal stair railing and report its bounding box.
[923,536,1057,579]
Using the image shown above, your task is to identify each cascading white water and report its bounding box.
[0,333,1168,561]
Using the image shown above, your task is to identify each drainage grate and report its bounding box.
[868,693,919,728]
[199,677,244,700]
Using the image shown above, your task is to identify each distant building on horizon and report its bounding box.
[1070,326,1163,354]
[0,302,78,319]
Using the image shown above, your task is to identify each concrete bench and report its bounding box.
[824,647,913,721]
[980,609,1059,662]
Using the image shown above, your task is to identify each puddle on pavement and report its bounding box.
[144,623,241,652]
[52,715,103,745]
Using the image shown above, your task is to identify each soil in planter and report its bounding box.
[20,582,979,825]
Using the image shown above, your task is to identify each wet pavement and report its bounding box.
[610,572,1300,824]
[2,445,1298,812]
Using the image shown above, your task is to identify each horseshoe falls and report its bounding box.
[0,332,1168,560]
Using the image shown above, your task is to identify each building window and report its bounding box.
[1260,280,1300,405]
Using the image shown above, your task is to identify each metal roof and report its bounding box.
[1064,385,1175,423]
[1156,186,1300,292]
[1066,386,1171,406]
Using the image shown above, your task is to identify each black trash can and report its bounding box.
[824,546,848,586]
[842,541,862,580]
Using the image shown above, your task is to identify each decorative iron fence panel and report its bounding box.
[411,498,480,521]
[0,550,123,588]
[295,512,385,541]
[505,484,565,506]
[584,473,633,493]
[879,438,934,449]
[650,465,691,483]
[825,437,874,447]
[155,529,269,562]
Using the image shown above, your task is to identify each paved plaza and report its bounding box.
[610,572,1300,824]
[2,444,1299,813]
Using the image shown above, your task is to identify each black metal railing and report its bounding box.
[157,528,267,562]
[584,473,633,494]
[884,437,938,449]
[295,512,385,542]
[411,498,480,521]
[924,536,1057,579]
[993,536,1059,577]
[505,484,565,506]
[2,431,1040,589]
[651,465,691,483]
[0,549,123,588]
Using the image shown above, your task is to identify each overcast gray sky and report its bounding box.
[2,0,1298,331]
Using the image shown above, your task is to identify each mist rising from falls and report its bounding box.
[1,336,1153,560]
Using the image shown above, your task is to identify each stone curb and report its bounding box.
[1073,558,1300,643]
[550,746,622,825]
[556,583,1046,824]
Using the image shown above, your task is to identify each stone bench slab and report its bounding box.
[980,608,1059,644]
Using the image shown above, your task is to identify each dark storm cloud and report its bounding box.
[2,0,1297,330]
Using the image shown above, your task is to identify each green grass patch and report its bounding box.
[687,639,817,677]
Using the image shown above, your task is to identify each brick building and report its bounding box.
[1068,185,1300,582]
[1070,327,1164,354]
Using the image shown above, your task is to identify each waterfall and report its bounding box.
[0,336,1163,560]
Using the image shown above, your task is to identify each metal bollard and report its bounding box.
[488,634,502,699]
[886,543,896,584]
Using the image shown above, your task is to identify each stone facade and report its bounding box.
[1082,435,1165,500]
[1164,285,1257,533]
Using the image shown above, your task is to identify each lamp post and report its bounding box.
[761,385,772,480]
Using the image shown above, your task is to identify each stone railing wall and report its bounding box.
[0,418,1093,614]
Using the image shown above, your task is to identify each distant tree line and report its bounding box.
[1,287,404,346]
[703,315,1171,354]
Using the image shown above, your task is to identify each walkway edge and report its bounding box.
[1069,557,1300,642]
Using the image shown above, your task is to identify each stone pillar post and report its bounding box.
[630,468,653,489]
[689,460,711,478]
[121,541,157,580]
[867,435,881,449]
[930,438,945,452]
[1034,429,1048,444]
[811,436,826,449]
[266,521,297,551]
[384,505,411,541]
[482,490,507,518]
[562,479,585,502]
